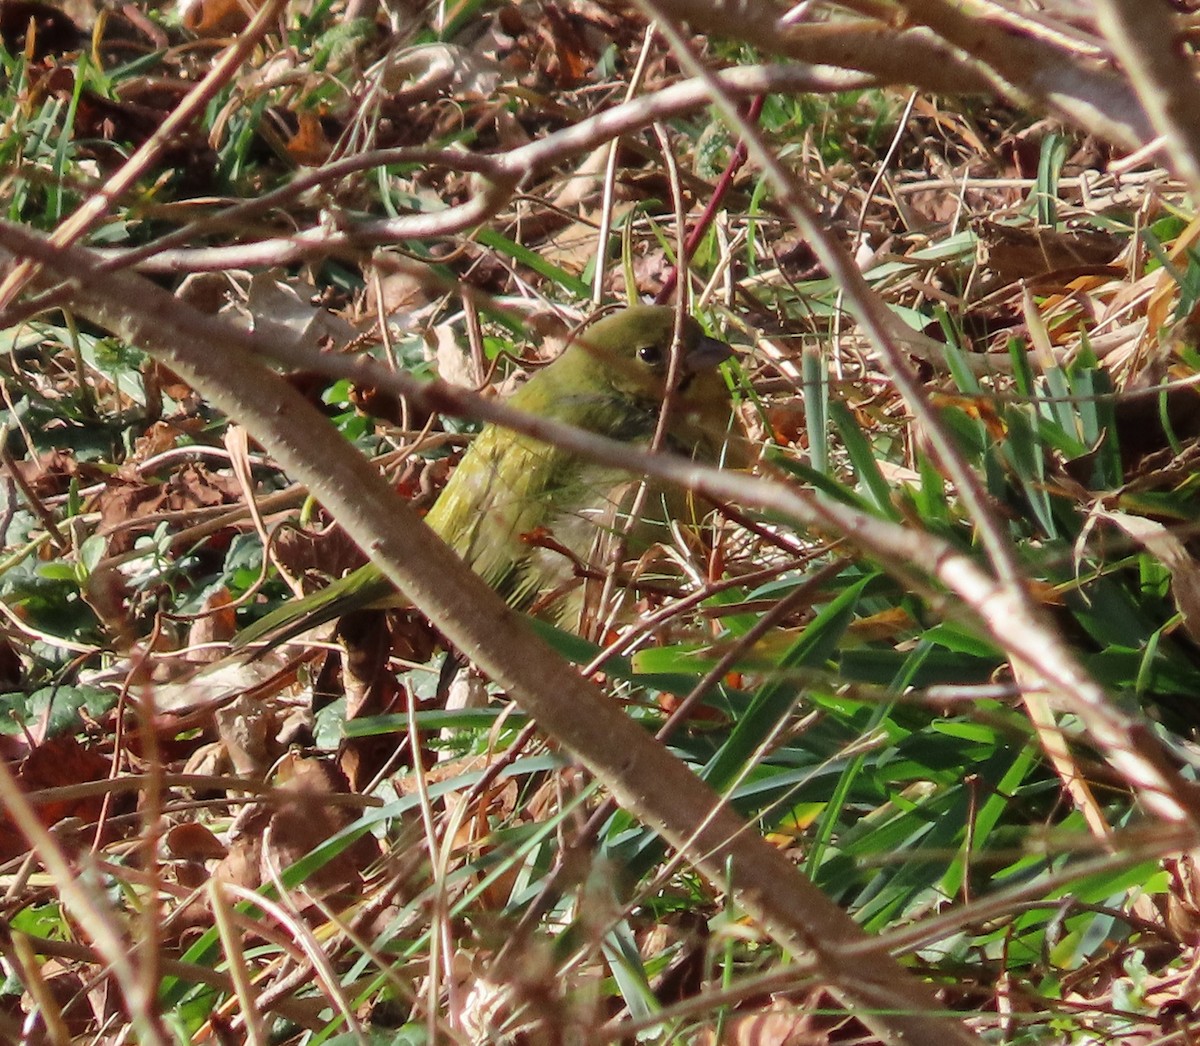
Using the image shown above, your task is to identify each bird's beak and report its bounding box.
[684,334,734,373]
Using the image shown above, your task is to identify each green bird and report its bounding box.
[237,305,735,648]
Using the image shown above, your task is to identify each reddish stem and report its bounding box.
[656,93,766,305]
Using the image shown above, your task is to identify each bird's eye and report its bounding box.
[637,345,663,366]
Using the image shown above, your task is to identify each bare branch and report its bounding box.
[648,0,1153,147]
[1095,0,1200,194]
[104,64,870,274]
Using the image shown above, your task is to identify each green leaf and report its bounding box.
[829,400,898,518]
[474,228,590,297]
[703,573,876,795]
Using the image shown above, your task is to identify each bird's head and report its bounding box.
[564,304,733,405]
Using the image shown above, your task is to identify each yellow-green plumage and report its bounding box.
[237,305,734,647]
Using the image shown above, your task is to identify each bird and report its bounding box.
[236,304,736,648]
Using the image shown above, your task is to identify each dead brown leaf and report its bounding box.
[96,463,241,555]
[15,448,98,497]
[262,755,382,901]
[166,820,229,861]
[0,736,110,861]
[179,0,259,35]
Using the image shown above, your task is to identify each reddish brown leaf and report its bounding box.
[166,821,228,861]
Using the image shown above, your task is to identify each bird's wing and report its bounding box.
[424,424,568,596]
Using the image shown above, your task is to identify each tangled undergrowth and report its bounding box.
[4,0,1200,1042]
